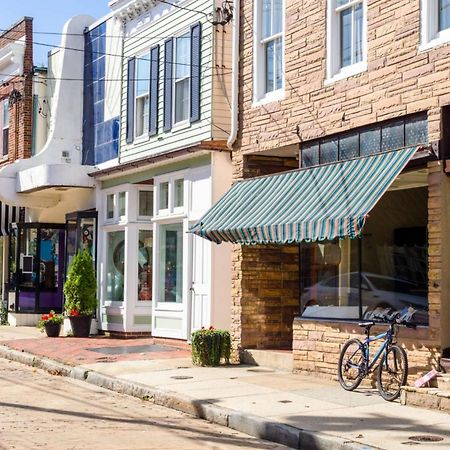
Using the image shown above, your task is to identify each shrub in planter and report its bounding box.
[191,327,231,367]
[64,249,97,337]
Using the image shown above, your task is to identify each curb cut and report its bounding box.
[0,345,380,450]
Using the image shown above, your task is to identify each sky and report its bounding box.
[0,0,111,66]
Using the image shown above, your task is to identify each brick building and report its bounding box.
[191,0,450,381]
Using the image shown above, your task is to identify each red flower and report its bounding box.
[41,314,49,321]
[48,313,54,318]
[70,309,79,317]
[209,326,215,330]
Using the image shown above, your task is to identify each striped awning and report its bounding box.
[190,146,419,245]
[0,202,19,236]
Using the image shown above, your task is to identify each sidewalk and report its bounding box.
[1,326,449,450]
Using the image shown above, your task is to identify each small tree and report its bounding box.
[64,249,97,316]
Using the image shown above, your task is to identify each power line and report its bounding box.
[0,33,214,69]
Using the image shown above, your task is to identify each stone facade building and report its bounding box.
[192,0,450,381]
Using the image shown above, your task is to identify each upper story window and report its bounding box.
[135,54,150,138]
[300,114,428,168]
[421,0,450,48]
[326,0,367,83]
[155,175,186,217]
[174,33,191,125]
[1,99,9,157]
[254,0,284,104]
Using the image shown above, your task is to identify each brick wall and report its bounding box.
[0,18,34,167]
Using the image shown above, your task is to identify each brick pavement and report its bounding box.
[0,335,191,366]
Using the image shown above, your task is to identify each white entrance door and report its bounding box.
[190,234,211,333]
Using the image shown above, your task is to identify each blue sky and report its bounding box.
[0,0,111,66]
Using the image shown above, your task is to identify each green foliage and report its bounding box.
[0,303,8,325]
[37,310,64,329]
[64,249,97,316]
[191,327,231,367]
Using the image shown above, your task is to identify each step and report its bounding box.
[241,349,293,372]
[437,374,450,390]
[401,386,450,413]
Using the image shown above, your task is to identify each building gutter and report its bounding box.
[227,0,240,150]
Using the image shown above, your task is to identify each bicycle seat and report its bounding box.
[358,321,375,328]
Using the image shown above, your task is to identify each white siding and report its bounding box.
[120,0,216,163]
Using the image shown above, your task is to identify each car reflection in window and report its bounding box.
[301,272,428,325]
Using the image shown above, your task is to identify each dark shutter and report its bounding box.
[126,57,136,144]
[190,22,202,123]
[148,45,160,137]
[163,38,174,132]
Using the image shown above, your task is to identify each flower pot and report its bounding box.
[44,322,61,338]
[69,315,92,338]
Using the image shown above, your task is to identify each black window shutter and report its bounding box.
[149,45,160,137]
[126,57,136,144]
[190,22,202,123]
[163,38,174,132]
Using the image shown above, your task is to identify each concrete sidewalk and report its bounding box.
[1,326,449,450]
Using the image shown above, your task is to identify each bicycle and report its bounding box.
[337,313,413,401]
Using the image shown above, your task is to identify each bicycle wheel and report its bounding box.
[338,338,365,391]
[377,344,408,401]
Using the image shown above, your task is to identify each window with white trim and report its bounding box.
[135,53,150,137]
[174,32,191,124]
[327,0,367,82]
[254,0,284,103]
[421,0,450,48]
[1,99,9,157]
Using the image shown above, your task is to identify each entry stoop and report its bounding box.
[241,349,293,372]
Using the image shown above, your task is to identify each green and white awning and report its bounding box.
[190,146,419,245]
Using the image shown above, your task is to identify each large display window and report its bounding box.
[301,180,428,325]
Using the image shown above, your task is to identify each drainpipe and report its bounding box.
[226,0,240,150]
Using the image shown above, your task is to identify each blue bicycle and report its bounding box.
[337,313,411,401]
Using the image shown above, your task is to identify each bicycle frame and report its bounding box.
[363,330,392,373]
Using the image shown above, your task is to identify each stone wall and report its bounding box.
[238,0,446,156]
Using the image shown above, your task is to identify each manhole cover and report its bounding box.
[170,376,194,380]
[88,344,177,355]
[247,368,275,373]
[408,435,444,443]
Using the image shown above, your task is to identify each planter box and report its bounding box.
[63,317,99,336]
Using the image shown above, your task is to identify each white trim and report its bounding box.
[326,0,367,83]
[420,0,450,50]
[253,0,285,105]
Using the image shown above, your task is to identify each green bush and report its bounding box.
[64,249,97,316]
[191,327,231,367]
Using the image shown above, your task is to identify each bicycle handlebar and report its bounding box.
[371,313,417,329]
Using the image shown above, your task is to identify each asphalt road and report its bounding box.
[0,358,287,450]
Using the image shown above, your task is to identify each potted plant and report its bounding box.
[191,327,231,367]
[38,311,63,337]
[63,249,97,338]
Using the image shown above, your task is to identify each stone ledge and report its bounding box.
[401,386,450,413]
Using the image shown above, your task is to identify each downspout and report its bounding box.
[226,0,240,150]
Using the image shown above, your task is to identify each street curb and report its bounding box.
[0,345,380,450]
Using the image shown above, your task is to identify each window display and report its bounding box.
[106,231,125,302]
[138,230,153,301]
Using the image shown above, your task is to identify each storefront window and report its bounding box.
[106,231,125,302]
[138,230,152,301]
[301,184,428,325]
[158,223,183,303]
[174,179,184,208]
[80,218,96,260]
[139,190,153,217]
